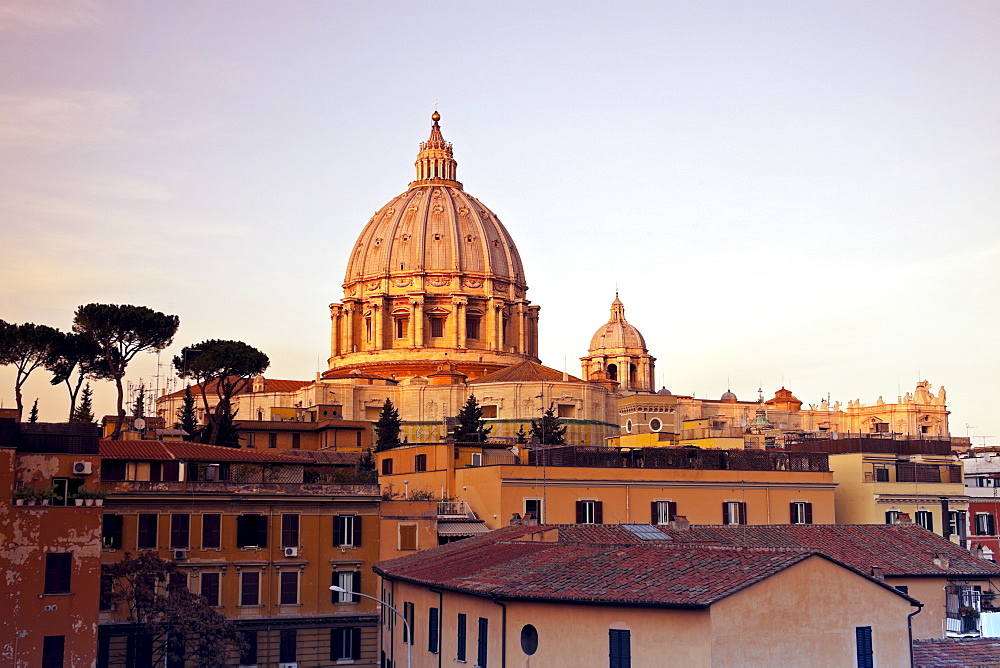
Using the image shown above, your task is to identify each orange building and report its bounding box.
[96,440,382,666]
[374,524,917,667]
[1,420,104,668]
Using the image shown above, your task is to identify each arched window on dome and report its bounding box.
[607,364,618,382]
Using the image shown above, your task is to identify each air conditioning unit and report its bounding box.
[284,547,298,557]
[73,461,92,475]
[173,549,188,561]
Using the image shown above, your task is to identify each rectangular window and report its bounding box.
[396,317,409,339]
[790,502,813,525]
[333,571,361,603]
[429,606,440,653]
[399,523,417,550]
[855,626,873,668]
[240,571,260,606]
[170,514,190,549]
[576,500,603,524]
[99,567,113,611]
[279,629,297,663]
[403,601,415,644]
[334,514,362,547]
[949,510,967,542]
[279,571,299,605]
[430,318,444,338]
[477,617,488,667]
[202,513,221,549]
[466,315,480,340]
[236,514,268,548]
[723,501,747,525]
[281,514,300,548]
[481,405,498,419]
[44,553,72,594]
[268,432,277,449]
[651,501,677,525]
[457,613,467,662]
[609,629,631,668]
[102,514,123,549]
[415,453,427,472]
[976,513,997,536]
[169,571,187,592]
[885,510,900,525]
[524,498,543,523]
[331,627,362,661]
[200,572,220,607]
[874,466,890,482]
[137,514,158,549]
[42,635,65,668]
[101,460,127,481]
[915,510,934,532]
[240,631,257,665]
[291,432,301,449]
[382,458,394,475]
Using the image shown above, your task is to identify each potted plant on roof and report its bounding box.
[12,487,29,506]
[92,489,108,507]
[72,487,88,506]
[38,485,58,507]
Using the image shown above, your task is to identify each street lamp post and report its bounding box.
[330,585,411,668]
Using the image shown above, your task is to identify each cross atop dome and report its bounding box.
[410,111,462,189]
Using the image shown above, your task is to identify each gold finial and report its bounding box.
[431,110,441,122]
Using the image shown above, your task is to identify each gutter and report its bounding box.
[907,602,923,668]
[492,597,507,668]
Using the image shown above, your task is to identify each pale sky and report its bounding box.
[1,1,998,444]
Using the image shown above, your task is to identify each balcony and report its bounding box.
[864,462,963,484]
[438,501,478,519]
[102,480,380,497]
[526,446,829,472]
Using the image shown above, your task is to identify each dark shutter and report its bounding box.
[42,635,65,668]
[170,514,190,549]
[650,501,659,524]
[352,571,361,603]
[668,502,677,522]
[257,515,268,547]
[351,627,361,660]
[457,613,467,661]
[279,629,296,663]
[44,553,72,594]
[804,503,813,524]
[594,501,604,524]
[789,502,797,523]
[723,502,731,524]
[202,514,221,549]
[739,502,747,525]
[241,631,257,665]
[477,617,489,667]
[236,515,249,547]
[855,626,873,668]
[332,629,345,660]
[429,607,440,653]
[609,629,631,668]
[282,514,299,547]
[138,514,158,549]
[353,515,363,547]
[334,516,345,546]
[575,501,584,524]
[102,514,123,549]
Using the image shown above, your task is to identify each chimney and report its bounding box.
[895,513,913,525]
[509,512,523,526]
[870,566,884,580]
[932,553,950,570]
[669,515,690,531]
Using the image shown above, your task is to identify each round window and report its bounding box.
[625,419,633,434]
[649,418,662,432]
[520,624,538,655]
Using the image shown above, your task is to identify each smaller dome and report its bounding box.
[721,389,738,403]
[657,387,672,396]
[588,294,647,352]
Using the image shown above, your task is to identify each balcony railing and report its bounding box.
[526,446,829,473]
[438,501,477,518]
[102,480,380,497]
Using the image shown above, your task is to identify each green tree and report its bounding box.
[530,403,566,445]
[516,424,528,444]
[28,399,39,422]
[44,331,105,421]
[174,385,199,441]
[199,398,242,448]
[374,398,401,452]
[0,320,61,420]
[172,340,269,446]
[132,384,146,419]
[356,447,378,483]
[71,383,96,423]
[453,394,492,442]
[103,551,244,667]
[73,304,179,440]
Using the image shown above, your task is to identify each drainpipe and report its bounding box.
[492,598,507,668]
[907,602,923,668]
[430,588,443,668]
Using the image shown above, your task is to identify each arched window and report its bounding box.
[629,363,638,384]
[607,364,618,381]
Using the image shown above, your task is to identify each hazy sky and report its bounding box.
[2,1,998,443]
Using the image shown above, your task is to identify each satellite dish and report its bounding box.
[739,418,747,428]
[133,418,146,431]
[510,445,519,456]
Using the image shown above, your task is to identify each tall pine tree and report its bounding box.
[71,383,95,423]
[175,385,199,441]
[28,399,39,422]
[530,403,566,445]
[374,398,401,452]
[453,394,492,442]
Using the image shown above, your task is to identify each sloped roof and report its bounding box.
[161,377,309,400]
[375,524,906,608]
[913,638,1000,666]
[281,450,361,466]
[658,524,1000,578]
[470,360,582,384]
[100,440,306,464]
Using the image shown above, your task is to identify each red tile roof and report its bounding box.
[161,377,309,400]
[100,440,307,463]
[658,524,1000,578]
[469,360,582,384]
[374,524,909,608]
[913,638,1000,666]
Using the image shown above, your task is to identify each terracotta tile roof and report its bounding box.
[913,638,1000,666]
[281,450,361,466]
[658,524,1000,578]
[374,524,905,607]
[100,440,307,463]
[161,377,309,399]
[469,360,582,384]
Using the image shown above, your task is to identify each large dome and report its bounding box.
[326,113,540,380]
